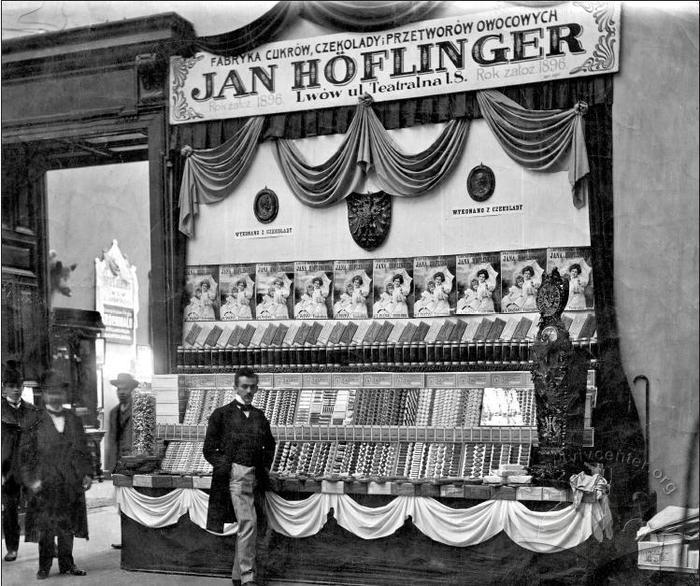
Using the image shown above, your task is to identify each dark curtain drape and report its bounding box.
[170,76,613,149]
[300,1,440,32]
[167,152,189,362]
[194,2,299,57]
[585,100,647,528]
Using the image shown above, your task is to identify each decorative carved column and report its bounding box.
[530,268,588,485]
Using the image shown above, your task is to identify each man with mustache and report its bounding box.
[203,367,275,586]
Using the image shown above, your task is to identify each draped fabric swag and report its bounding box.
[178,116,265,238]
[115,487,611,552]
[274,97,470,207]
[476,90,589,208]
[177,90,590,238]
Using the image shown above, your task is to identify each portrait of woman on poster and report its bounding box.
[432,272,451,316]
[504,275,525,312]
[373,283,394,317]
[184,287,202,321]
[294,284,314,318]
[333,283,353,318]
[390,274,409,318]
[350,275,369,319]
[199,279,217,320]
[520,266,540,311]
[220,291,238,320]
[475,269,496,313]
[566,263,588,310]
[457,279,479,314]
[236,279,253,319]
[415,280,436,316]
[270,277,290,319]
[310,277,329,318]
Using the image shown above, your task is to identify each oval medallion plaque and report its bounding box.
[254,188,279,224]
[467,164,495,202]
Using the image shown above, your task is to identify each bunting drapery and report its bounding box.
[177,90,590,237]
[115,486,611,552]
[274,96,470,207]
[178,116,265,238]
[476,89,590,208]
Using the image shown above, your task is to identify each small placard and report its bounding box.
[321,480,345,494]
[257,373,274,388]
[303,373,332,388]
[333,373,363,388]
[367,481,392,495]
[457,373,489,387]
[393,373,424,388]
[426,373,456,388]
[363,373,393,388]
[274,373,303,388]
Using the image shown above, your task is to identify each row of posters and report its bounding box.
[184,247,594,322]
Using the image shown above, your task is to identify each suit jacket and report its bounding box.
[105,403,132,473]
[1,398,39,486]
[20,409,93,541]
[203,401,275,532]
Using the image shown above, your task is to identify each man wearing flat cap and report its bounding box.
[105,372,139,475]
[20,369,93,579]
[2,360,38,562]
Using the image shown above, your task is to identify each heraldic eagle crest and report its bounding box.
[346,191,392,251]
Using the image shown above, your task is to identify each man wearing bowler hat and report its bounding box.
[105,373,139,474]
[2,360,38,562]
[105,372,139,550]
[20,369,93,579]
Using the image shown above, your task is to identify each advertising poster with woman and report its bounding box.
[294,261,333,319]
[455,253,501,314]
[372,258,414,319]
[219,264,256,321]
[183,265,220,321]
[413,256,456,317]
[546,247,595,310]
[333,259,373,319]
[500,249,547,313]
[255,262,294,320]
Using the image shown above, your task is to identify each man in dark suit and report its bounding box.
[105,372,139,550]
[105,372,139,474]
[21,369,93,580]
[204,367,275,586]
[1,361,38,562]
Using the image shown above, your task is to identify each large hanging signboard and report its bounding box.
[170,2,620,124]
[95,240,139,344]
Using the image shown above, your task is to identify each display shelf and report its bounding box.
[177,315,598,374]
[156,423,540,444]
